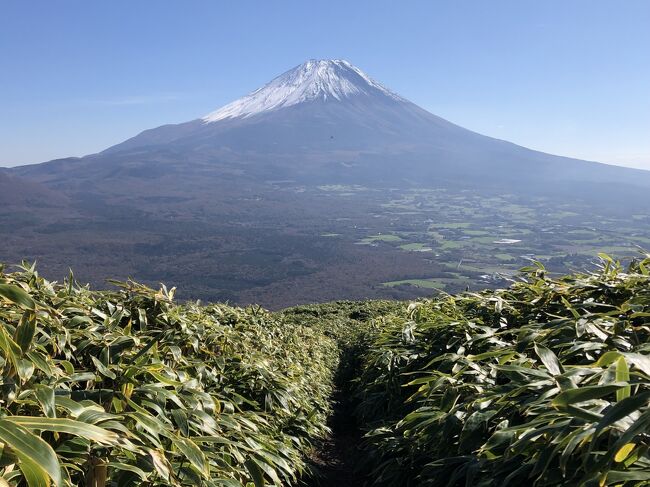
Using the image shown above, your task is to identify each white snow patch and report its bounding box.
[202,59,404,123]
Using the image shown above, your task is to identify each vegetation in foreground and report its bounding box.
[0,263,336,486]
[2,254,650,486]
[349,255,650,486]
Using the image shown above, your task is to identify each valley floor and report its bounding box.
[3,183,649,309]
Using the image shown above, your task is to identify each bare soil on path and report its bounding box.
[307,388,368,487]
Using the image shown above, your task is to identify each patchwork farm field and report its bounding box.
[314,185,650,295]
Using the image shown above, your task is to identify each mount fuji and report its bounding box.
[11,59,650,196]
[102,58,469,158]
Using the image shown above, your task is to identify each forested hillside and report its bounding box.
[1,255,650,486]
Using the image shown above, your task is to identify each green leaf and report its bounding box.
[26,351,52,375]
[0,419,62,486]
[598,252,614,263]
[67,315,94,327]
[173,436,209,478]
[624,352,650,376]
[605,470,650,482]
[0,284,36,310]
[107,462,148,481]
[146,369,182,386]
[148,450,171,481]
[16,358,35,382]
[0,325,21,369]
[34,386,56,419]
[594,391,650,436]
[594,351,622,367]
[616,357,631,401]
[91,356,116,380]
[4,417,120,445]
[534,344,563,376]
[14,311,36,354]
[552,384,627,408]
[171,409,189,437]
[19,455,52,487]
[244,458,265,487]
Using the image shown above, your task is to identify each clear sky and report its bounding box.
[1,0,649,168]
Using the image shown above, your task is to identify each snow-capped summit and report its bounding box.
[202,59,404,123]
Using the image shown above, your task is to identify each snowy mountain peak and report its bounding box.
[202,59,404,123]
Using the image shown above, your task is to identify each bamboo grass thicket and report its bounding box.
[2,255,650,486]
[351,255,650,486]
[0,263,337,486]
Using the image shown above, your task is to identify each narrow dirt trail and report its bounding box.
[308,388,368,487]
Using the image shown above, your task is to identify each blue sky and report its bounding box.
[1,0,649,168]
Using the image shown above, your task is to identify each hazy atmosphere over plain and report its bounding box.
[1,0,649,169]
